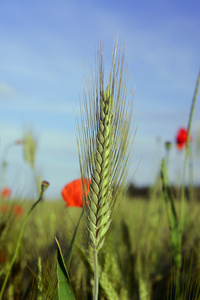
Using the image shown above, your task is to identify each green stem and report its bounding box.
[188,146,194,202]
[179,71,200,246]
[37,256,43,300]
[161,159,180,278]
[93,249,99,300]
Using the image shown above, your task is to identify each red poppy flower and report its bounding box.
[61,178,90,207]
[176,128,191,150]
[13,205,23,217]
[0,187,11,199]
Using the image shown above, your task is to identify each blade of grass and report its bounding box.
[53,208,83,300]
[0,180,50,299]
[55,237,75,300]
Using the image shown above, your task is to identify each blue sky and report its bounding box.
[0,0,200,199]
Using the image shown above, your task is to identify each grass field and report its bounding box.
[1,189,200,299]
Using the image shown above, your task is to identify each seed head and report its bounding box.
[41,180,50,193]
[77,41,136,251]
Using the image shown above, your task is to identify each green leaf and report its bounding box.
[55,237,76,300]
[53,209,83,299]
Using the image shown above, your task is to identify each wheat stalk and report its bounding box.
[77,40,136,299]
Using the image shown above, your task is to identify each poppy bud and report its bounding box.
[41,181,50,193]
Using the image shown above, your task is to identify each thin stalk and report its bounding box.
[179,71,200,249]
[37,257,43,300]
[188,145,194,202]
[161,159,180,283]
[93,250,99,300]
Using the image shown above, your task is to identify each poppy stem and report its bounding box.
[180,71,200,226]
[179,71,200,279]
[93,249,99,300]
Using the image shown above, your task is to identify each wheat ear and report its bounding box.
[77,40,136,299]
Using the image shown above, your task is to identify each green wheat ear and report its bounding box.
[77,41,136,252]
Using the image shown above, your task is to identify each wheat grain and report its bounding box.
[77,41,136,252]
